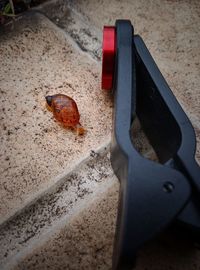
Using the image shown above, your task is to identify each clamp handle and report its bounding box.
[102,20,200,270]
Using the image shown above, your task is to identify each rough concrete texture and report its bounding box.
[7,182,119,270]
[0,145,117,268]
[0,0,200,269]
[8,214,200,270]
[35,0,102,60]
[0,12,112,224]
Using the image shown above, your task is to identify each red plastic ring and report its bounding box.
[101,26,116,90]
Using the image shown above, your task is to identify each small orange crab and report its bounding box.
[45,94,85,135]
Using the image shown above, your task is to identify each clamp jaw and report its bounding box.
[102,20,200,270]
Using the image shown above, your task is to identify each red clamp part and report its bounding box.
[101,26,116,90]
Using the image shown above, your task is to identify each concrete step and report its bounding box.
[1,142,118,269]
[0,11,112,225]
[1,0,200,269]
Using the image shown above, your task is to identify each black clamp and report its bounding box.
[102,20,200,270]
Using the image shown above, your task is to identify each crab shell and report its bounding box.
[45,94,85,135]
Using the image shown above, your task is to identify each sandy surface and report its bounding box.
[0,12,112,224]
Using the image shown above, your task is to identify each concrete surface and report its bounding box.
[0,11,112,225]
[0,144,118,269]
[0,0,200,269]
[7,182,119,270]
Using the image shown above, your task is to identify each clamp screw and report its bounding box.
[163,182,174,193]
